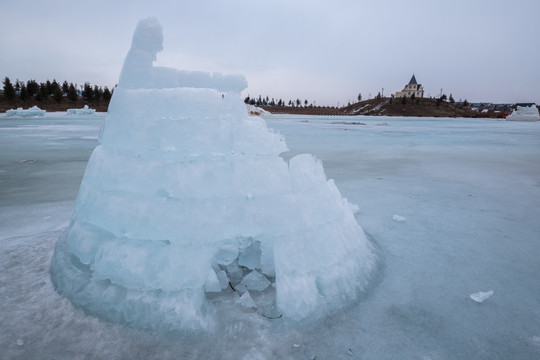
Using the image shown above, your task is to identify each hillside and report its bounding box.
[1,94,505,118]
[262,97,503,118]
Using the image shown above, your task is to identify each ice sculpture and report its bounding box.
[50,17,376,333]
[506,104,540,121]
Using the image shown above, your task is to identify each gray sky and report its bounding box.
[1,0,539,105]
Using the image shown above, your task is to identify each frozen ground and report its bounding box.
[1,113,539,359]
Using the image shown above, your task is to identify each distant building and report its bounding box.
[395,75,424,98]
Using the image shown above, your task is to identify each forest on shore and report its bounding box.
[2,76,509,118]
[1,77,111,112]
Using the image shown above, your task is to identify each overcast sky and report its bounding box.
[1,0,539,105]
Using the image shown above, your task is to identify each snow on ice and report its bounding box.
[49,17,376,333]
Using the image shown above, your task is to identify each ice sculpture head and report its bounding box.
[118,17,247,92]
[131,17,163,60]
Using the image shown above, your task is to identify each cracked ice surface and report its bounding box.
[2,114,540,358]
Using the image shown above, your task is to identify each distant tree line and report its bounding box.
[2,76,113,103]
[244,95,338,109]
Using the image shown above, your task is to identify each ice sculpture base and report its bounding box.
[51,232,213,333]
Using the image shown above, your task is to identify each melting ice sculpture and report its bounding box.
[50,17,376,333]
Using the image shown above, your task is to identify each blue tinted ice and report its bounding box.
[50,17,376,333]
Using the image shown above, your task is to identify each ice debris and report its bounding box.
[67,105,96,115]
[238,271,271,292]
[470,290,494,303]
[392,215,406,222]
[6,106,45,117]
[236,291,257,309]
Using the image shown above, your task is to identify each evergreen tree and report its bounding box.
[67,83,78,101]
[36,83,47,101]
[53,87,63,103]
[46,80,53,95]
[102,87,112,102]
[244,95,250,104]
[62,81,69,94]
[93,85,102,101]
[449,94,455,104]
[26,80,39,96]
[39,82,48,99]
[358,93,362,102]
[2,77,16,100]
[14,79,20,93]
[19,84,29,101]
[51,80,61,95]
[82,82,93,101]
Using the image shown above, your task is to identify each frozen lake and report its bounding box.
[1,113,539,359]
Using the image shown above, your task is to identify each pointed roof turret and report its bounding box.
[409,74,418,85]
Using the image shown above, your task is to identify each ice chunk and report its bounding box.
[470,290,494,303]
[247,104,271,117]
[5,106,45,117]
[238,241,262,270]
[506,104,539,121]
[67,105,96,115]
[215,243,239,266]
[224,261,245,286]
[528,336,540,347]
[236,291,256,308]
[215,269,230,290]
[237,270,271,292]
[393,215,406,222]
[204,269,222,293]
